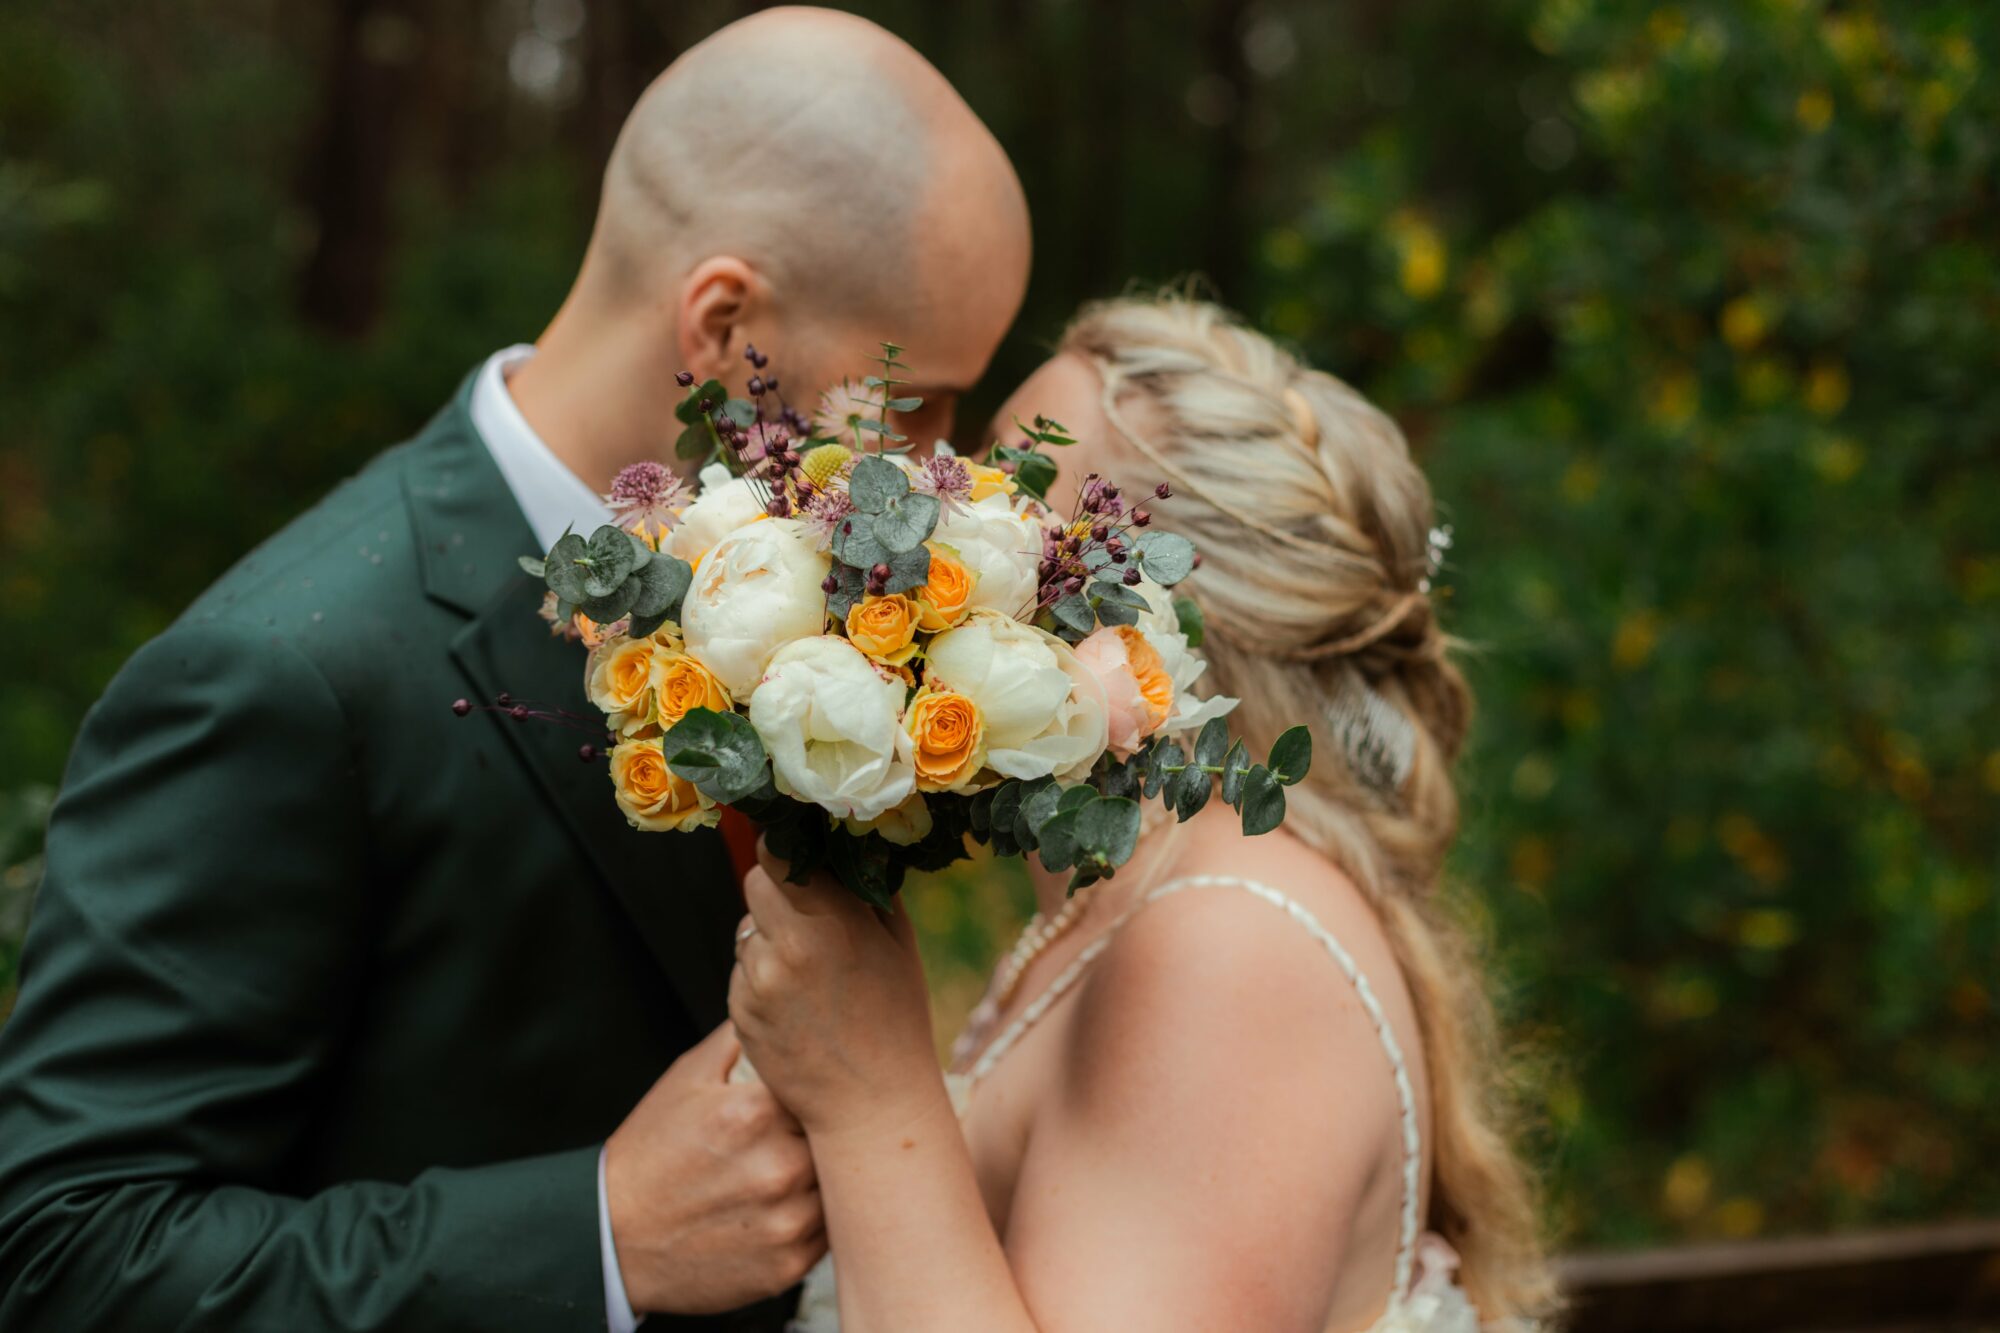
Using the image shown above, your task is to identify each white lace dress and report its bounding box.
[789,875,1483,1333]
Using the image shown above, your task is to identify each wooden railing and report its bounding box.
[1559,1218,2000,1331]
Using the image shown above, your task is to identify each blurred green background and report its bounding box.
[2,0,1995,1252]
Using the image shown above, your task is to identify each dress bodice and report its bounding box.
[789,875,1484,1333]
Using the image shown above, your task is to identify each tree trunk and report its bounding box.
[296,0,429,338]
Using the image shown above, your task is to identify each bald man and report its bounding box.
[0,10,1030,1332]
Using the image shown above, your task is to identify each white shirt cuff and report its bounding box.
[598,1145,643,1333]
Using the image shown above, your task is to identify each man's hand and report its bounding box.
[604,1022,825,1315]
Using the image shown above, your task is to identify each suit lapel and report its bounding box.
[405,379,741,1033]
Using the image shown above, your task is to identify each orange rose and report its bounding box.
[845,593,920,665]
[608,738,718,831]
[1117,626,1175,729]
[654,651,732,728]
[906,689,985,791]
[914,545,976,632]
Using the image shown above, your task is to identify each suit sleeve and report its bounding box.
[0,622,607,1332]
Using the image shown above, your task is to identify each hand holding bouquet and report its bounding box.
[512,344,1311,905]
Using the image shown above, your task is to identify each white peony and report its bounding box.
[678,518,831,698]
[1132,576,1239,734]
[669,462,768,567]
[749,636,916,823]
[924,610,1109,783]
[931,491,1044,618]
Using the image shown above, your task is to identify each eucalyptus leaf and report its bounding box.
[873,492,940,555]
[825,562,866,621]
[1143,738,1184,799]
[1057,784,1096,814]
[828,831,901,910]
[629,608,673,639]
[884,396,923,412]
[1268,725,1314,786]
[1194,716,1229,769]
[662,708,770,805]
[580,574,640,625]
[881,544,931,595]
[1051,593,1096,638]
[1170,763,1212,821]
[1239,766,1286,835]
[1074,796,1142,870]
[1035,810,1081,872]
[1093,596,1140,628]
[675,379,727,425]
[544,533,591,602]
[1221,738,1253,805]
[630,551,693,619]
[675,421,713,460]
[722,398,756,427]
[517,555,547,578]
[1093,580,1149,610]
[1013,778,1062,851]
[1135,531,1197,585]
[848,456,909,513]
[831,517,890,572]
[583,525,641,598]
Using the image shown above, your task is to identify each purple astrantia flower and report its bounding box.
[796,484,855,552]
[603,460,688,547]
[911,453,975,517]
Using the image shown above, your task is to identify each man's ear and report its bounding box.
[675,256,762,383]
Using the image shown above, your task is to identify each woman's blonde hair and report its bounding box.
[1061,294,1558,1321]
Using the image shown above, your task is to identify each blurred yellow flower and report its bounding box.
[1648,7,1688,49]
[1649,368,1698,428]
[1509,834,1554,892]
[1612,609,1662,669]
[1663,1154,1712,1220]
[1719,813,1789,886]
[1560,458,1600,504]
[1795,87,1833,132]
[1720,295,1769,350]
[1812,436,1864,483]
[1391,213,1448,299]
[1715,1198,1765,1237]
[1984,750,2000,794]
[1736,908,1798,950]
[1804,360,1851,417]
[1263,227,1308,271]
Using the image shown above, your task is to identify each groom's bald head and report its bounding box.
[562,6,1029,440]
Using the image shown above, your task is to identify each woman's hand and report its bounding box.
[729,843,946,1141]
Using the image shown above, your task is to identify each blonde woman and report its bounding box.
[729,295,1556,1332]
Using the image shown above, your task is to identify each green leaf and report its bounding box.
[1267,725,1313,786]
[517,554,547,578]
[1143,738,1183,799]
[722,398,756,427]
[993,446,1058,502]
[1174,595,1205,647]
[580,573,640,624]
[831,516,890,572]
[675,379,728,425]
[662,708,770,805]
[629,608,673,639]
[543,533,591,602]
[1092,580,1150,610]
[848,456,909,513]
[825,562,866,621]
[1057,784,1096,814]
[1093,595,1140,628]
[1194,716,1230,769]
[1238,766,1286,835]
[881,544,932,595]
[583,525,641,598]
[1169,762,1211,821]
[1221,738,1252,805]
[630,551,693,619]
[884,396,923,412]
[1074,796,1143,870]
[675,421,713,460]
[853,419,906,441]
[1051,593,1096,638]
[989,781,1026,842]
[828,831,901,910]
[1135,531,1197,585]
[1034,809,1081,872]
[873,492,940,555]
[1013,778,1062,851]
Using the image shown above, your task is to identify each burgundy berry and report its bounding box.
[675,371,695,387]
[450,698,472,717]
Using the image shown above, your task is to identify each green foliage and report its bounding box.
[660,708,769,805]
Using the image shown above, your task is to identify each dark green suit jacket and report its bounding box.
[0,378,781,1331]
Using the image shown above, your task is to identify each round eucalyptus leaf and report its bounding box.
[583,525,641,598]
[1268,725,1314,786]
[1135,531,1197,585]
[848,456,909,514]
[1238,766,1286,836]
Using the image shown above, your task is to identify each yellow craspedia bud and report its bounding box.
[800,443,854,489]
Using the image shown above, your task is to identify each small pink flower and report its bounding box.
[604,460,687,548]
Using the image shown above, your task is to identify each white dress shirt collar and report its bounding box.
[469,344,612,553]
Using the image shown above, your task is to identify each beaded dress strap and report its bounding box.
[963,874,1424,1296]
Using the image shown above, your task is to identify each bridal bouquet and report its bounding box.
[512,344,1311,905]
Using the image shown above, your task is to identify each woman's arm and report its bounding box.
[731,862,1399,1333]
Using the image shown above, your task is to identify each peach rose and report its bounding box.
[914,544,976,632]
[845,593,920,665]
[608,738,718,832]
[1074,624,1174,756]
[906,689,986,792]
[654,651,732,728]
[587,636,662,737]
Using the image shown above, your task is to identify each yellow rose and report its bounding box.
[914,544,976,632]
[843,792,935,846]
[654,651,732,728]
[587,636,662,737]
[906,688,986,792]
[609,738,718,832]
[845,593,920,665]
[966,461,1017,501]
